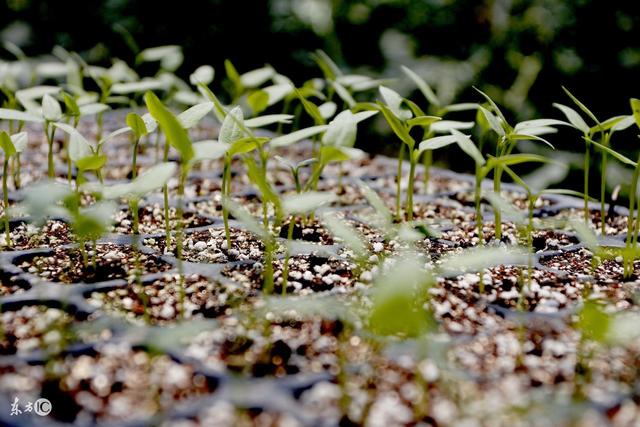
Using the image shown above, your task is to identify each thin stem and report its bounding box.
[474,163,483,245]
[396,143,405,222]
[584,139,590,225]
[13,153,21,189]
[222,156,232,249]
[263,240,275,294]
[3,159,11,247]
[162,140,171,249]
[600,133,610,235]
[406,149,416,221]
[46,122,55,178]
[176,166,187,318]
[281,216,296,295]
[493,165,503,240]
[624,159,640,277]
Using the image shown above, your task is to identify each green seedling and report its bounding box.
[0,131,27,246]
[144,92,228,279]
[275,157,317,193]
[377,85,443,221]
[475,88,563,239]
[553,87,611,226]
[368,253,435,338]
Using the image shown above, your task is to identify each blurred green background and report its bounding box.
[1,0,638,120]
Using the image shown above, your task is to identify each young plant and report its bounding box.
[19,182,115,267]
[42,93,63,178]
[0,131,27,247]
[368,254,435,338]
[553,87,610,226]
[144,92,228,273]
[475,88,563,239]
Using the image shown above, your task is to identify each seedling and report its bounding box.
[377,85,442,221]
[0,131,27,246]
[475,88,562,239]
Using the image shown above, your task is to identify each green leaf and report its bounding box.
[418,134,458,154]
[400,65,440,107]
[473,87,508,124]
[321,212,367,260]
[295,89,325,125]
[247,90,269,114]
[379,86,412,121]
[0,108,44,123]
[407,115,441,129]
[73,200,116,241]
[62,92,80,117]
[282,192,337,215]
[312,50,342,80]
[439,103,479,113]
[485,153,549,172]
[191,141,229,164]
[245,114,293,128]
[189,65,214,86]
[318,102,337,120]
[438,246,529,278]
[479,106,505,137]
[225,137,256,156]
[578,300,610,342]
[553,103,590,134]
[224,59,244,95]
[20,181,72,225]
[450,129,485,165]
[270,125,328,148]
[508,133,555,149]
[514,118,570,131]
[78,103,110,116]
[430,120,474,133]
[587,116,629,134]
[377,102,414,147]
[369,255,434,337]
[562,86,599,125]
[0,131,16,157]
[111,79,165,94]
[218,106,245,145]
[322,110,357,147]
[104,162,177,199]
[126,112,148,140]
[263,83,294,106]
[631,98,640,130]
[586,137,636,167]
[10,132,28,153]
[76,154,107,171]
[319,145,353,165]
[177,102,214,129]
[609,115,635,133]
[353,110,378,123]
[42,93,62,122]
[144,91,194,163]
[52,122,93,162]
[330,80,356,108]
[240,66,275,88]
